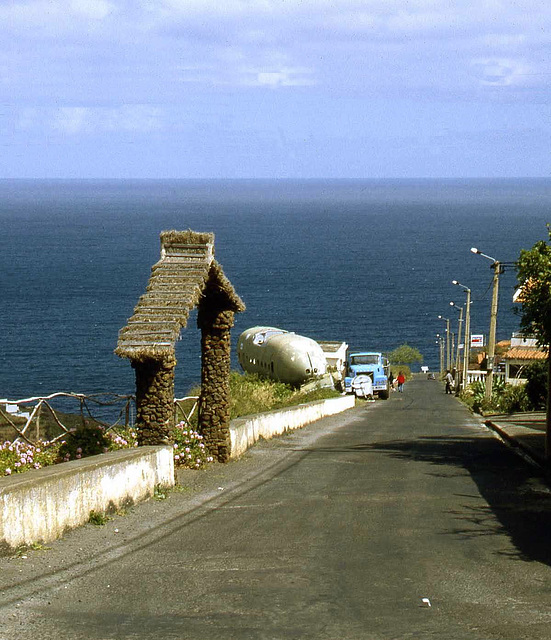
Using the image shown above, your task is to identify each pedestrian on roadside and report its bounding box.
[445,370,454,394]
[397,371,405,393]
[388,371,395,391]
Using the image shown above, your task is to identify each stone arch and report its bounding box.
[115,230,245,462]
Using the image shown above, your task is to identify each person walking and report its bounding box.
[397,371,405,393]
[445,370,454,394]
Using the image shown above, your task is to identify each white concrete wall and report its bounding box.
[229,395,355,459]
[0,446,174,551]
[0,397,355,551]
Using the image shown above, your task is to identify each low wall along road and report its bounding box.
[0,395,355,551]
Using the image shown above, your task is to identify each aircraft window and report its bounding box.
[253,329,285,345]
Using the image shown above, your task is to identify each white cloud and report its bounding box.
[53,107,90,134]
[2,0,551,123]
[253,67,316,87]
[25,105,164,135]
[472,57,531,86]
[0,0,115,31]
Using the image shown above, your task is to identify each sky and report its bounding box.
[1,0,551,179]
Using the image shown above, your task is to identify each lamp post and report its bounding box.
[436,334,444,376]
[451,332,455,369]
[438,315,451,371]
[452,280,471,390]
[450,301,464,391]
[471,248,502,400]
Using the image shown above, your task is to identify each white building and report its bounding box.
[502,333,547,385]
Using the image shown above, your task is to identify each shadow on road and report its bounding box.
[313,434,551,567]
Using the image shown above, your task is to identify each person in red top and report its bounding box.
[397,371,406,393]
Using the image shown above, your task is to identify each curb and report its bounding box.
[484,419,550,480]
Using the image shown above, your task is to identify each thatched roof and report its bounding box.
[116,230,245,362]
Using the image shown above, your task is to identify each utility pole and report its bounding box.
[436,334,444,376]
[463,288,471,390]
[450,301,464,394]
[438,315,451,371]
[485,260,501,400]
[452,281,471,391]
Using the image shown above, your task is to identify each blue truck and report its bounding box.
[344,351,390,399]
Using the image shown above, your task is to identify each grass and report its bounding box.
[185,371,340,423]
[88,510,110,526]
[228,371,341,419]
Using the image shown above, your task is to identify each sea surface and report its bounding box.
[0,178,549,401]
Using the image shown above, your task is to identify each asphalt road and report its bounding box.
[2,377,551,639]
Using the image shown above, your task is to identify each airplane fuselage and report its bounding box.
[237,326,327,387]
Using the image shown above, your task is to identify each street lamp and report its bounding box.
[450,301,464,391]
[436,334,444,376]
[471,247,501,400]
[452,280,471,390]
[438,315,451,371]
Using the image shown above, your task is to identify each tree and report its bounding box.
[516,224,551,461]
[524,361,548,411]
[387,344,424,366]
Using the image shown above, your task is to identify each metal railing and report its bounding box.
[1,392,201,446]
[173,396,199,429]
[0,392,135,446]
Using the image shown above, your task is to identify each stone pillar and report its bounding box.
[132,355,176,445]
[197,308,234,462]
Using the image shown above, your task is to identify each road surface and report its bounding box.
[1,376,551,639]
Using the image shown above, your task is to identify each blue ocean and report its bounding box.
[0,179,549,400]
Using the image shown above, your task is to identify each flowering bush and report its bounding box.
[171,422,214,469]
[107,427,139,451]
[1,422,213,477]
[57,424,112,462]
[0,439,61,476]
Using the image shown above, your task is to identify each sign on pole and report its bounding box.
[471,334,484,348]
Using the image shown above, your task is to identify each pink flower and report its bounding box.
[5,468,12,475]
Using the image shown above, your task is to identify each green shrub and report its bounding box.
[389,365,411,380]
[524,360,548,410]
[498,384,531,413]
[172,422,213,469]
[461,378,530,415]
[57,425,111,462]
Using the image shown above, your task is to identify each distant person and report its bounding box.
[388,371,395,391]
[397,371,405,393]
[445,370,454,394]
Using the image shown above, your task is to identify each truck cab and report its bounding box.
[344,351,390,399]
